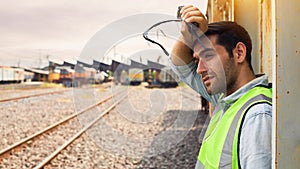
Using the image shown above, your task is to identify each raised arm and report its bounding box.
[171,5,208,66]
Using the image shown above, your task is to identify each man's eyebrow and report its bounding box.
[199,48,215,56]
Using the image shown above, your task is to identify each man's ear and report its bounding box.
[233,42,247,63]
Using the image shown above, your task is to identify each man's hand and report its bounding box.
[171,5,208,66]
[179,5,208,48]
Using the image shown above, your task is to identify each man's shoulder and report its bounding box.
[245,102,272,118]
[242,85,272,120]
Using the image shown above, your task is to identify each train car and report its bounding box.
[119,70,129,85]
[48,69,60,83]
[83,67,97,84]
[0,66,15,83]
[73,66,97,86]
[60,67,74,87]
[146,67,178,88]
[0,66,31,83]
[13,68,25,83]
[47,66,73,86]
[157,67,178,88]
[128,68,144,85]
[94,71,108,84]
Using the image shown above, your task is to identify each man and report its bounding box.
[170,5,272,169]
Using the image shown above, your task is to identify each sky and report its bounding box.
[0,0,207,68]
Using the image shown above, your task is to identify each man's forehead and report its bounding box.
[193,35,217,51]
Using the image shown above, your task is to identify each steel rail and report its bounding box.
[33,93,128,169]
[0,89,69,102]
[0,90,123,156]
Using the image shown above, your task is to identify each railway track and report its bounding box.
[0,83,44,90]
[0,86,206,168]
[0,89,69,102]
[0,88,126,168]
[0,82,112,103]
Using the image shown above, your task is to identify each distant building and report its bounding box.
[23,67,49,82]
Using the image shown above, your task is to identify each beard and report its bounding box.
[208,75,227,95]
[206,58,236,96]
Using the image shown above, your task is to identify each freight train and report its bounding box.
[48,65,107,87]
[118,67,178,88]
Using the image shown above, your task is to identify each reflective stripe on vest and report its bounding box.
[198,86,272,169]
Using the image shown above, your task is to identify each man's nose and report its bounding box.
[196,58,207,75]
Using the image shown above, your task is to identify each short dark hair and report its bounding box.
[204,21,253,72]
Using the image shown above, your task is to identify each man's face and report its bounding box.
[193,35,236,95]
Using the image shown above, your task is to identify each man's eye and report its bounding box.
[204,54,215,59]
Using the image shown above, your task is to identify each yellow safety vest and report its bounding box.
[198,86,272,169]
